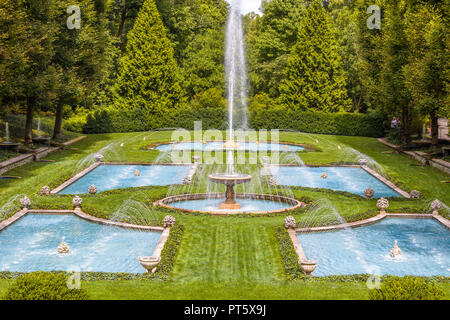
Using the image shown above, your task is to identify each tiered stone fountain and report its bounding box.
[0,122,20,150]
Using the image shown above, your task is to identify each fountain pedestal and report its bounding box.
[208,173,252,210]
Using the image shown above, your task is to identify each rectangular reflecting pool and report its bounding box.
[59,164,191,194]
[270,166,401,198]
[0,214,161,273]
[298,218,450,276]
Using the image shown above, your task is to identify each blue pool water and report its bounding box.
[0,214,161,273]
[169,198,293,213]
[298,218,450,276]
[59,165,190,194]
[154,142,305,152]
[270,166,401,198]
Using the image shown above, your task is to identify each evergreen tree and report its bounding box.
[404,4,449,149]
[51,0,112,139]
[247,0,307,97]
[112,0,183,117]
[378,0,412,144]
[279,0,351,112]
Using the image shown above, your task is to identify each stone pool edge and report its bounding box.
[50,162,191,194]
[0,208,169,273]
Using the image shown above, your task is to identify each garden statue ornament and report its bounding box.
[321,172,328,179]
[163,215,176,228]
[284,216,296,229]
[377,198,389,214]
[389,240,402,258]
[40,186,51,196]
[431,199,441,215]
[410,190,421,199]
[358,158,369,166]
[134,170,140,177]
[94,154,104,162]
[364,187,375,199]
[20,196,31,209]
[57,237,70,254]
[88,185,98,195]
[73,196,82,208]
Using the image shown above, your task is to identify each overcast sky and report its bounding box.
[226,0,261,14]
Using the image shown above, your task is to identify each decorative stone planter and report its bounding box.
[358,159,369,166]
[284,216,296,229]
[138,256,161,273]
[364,187,375,199]
[88,185,98,195]
[300,261,317,276]
[94,154,104,162]
[40,186,51,196]
[377,198,389,214]
[20,196,31,209]
[431,199,441,215]
[163,215,176,228]
[73,196,82,209]
[410,190,421,199]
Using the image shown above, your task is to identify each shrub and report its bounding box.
[275,226,304,280]
[250,108,386,137]
[3,271,90,300]
[369,276,446,300]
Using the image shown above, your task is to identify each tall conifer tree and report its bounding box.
[279,0,351,112]
[113,0,183,116]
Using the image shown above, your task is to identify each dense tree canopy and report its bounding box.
[279,0,351,112]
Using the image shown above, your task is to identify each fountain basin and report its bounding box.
[297,217,450,276]
[154,193,304,215]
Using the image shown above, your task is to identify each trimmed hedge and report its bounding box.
[3,271,89,300]
[250,109,386,137]
[275,226,305,280]
[65,106,385,138]
[369,276,446,300]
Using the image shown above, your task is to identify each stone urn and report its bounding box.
[73,196,82,208]
[163,215,176,228]
[377,198,389,214]
[94,154,104,162]
[182,176,192,185]
[364,188,375,199]
[268,176,278,186]
[284,216,296,230]
[358,159,369,166]
[410,190,421,199]
[20,196,31,209]
[138,256,161,273]
[431,199,441,215]
[88,185,98,195]
[40,186,51,196]
[300,261,317,276]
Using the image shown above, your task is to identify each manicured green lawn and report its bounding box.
[0,131,449,299]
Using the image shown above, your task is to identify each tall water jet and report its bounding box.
[208,0,252,209]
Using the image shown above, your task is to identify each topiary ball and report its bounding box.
[3,272,89,300]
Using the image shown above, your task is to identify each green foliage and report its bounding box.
[247,0,307,97]
[279,0,351,112]
[369,276,446,300]
[250,108,385,137]
[3,271,89,300]
[156,224,185,278]
[275,226,305,280]
[112,0,183,116]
